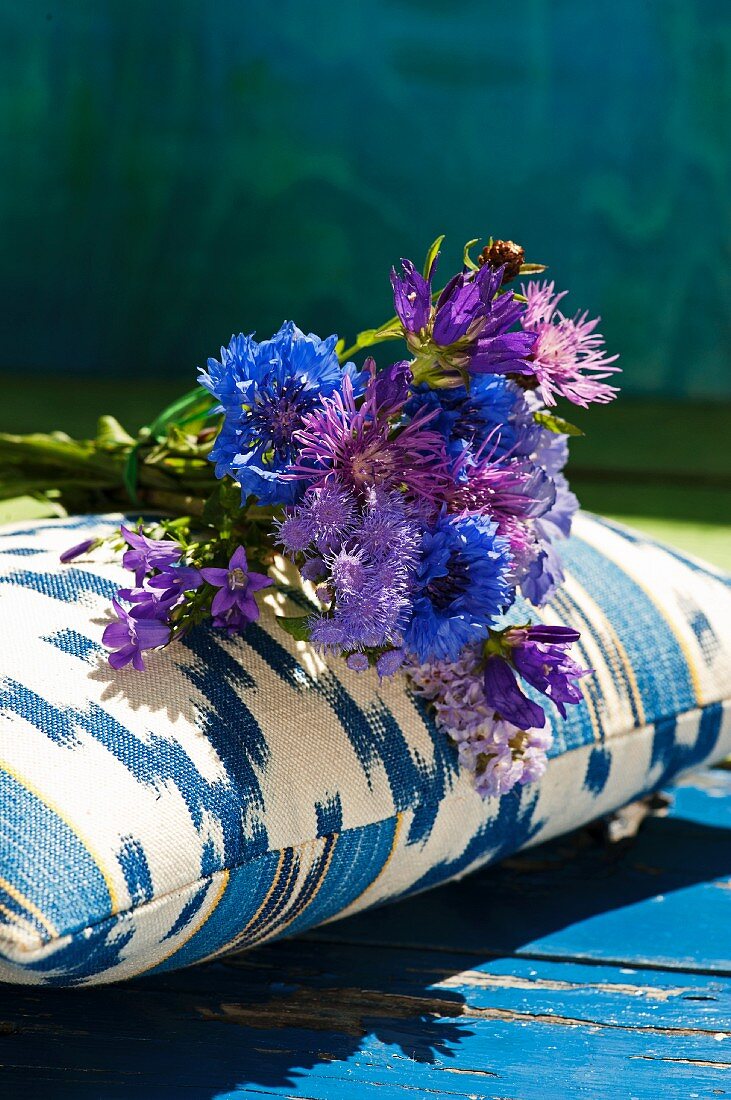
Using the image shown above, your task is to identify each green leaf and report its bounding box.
[146,387,215,441]
[422,234,445,280]
[462,238,480,272]
[352,327,378,348]
[519,262,547,275]
[122,446,140,503]
[534,411,584,437]
[276,614,313,643]
[373,322,405,340]
[96,415,135,450]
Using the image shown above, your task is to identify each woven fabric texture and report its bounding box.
[0,512,729,987]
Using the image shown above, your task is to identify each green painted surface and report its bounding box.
[1,1,729,395]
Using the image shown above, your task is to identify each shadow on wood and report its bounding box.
[1,774,730,1098]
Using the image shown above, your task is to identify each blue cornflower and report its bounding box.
[199,322,351,505]
[407,376,536,462]
[404,514,512,663]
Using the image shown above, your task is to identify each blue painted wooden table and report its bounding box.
[1,768,730,1098]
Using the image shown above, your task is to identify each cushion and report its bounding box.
[0,512,729,987]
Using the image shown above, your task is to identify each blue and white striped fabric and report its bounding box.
[0,513,729,986]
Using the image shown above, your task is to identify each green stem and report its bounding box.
[337,287,446,364]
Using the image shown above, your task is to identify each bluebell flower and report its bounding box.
[102,600,170,671]
[199,322,350,505]
[392,253,535,388]
[120,526,182,586]
[483,655,547,729]
[200,546,272,634]
[404,514,512,663]
[506,624,590,719]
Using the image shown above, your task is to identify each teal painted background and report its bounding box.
[2,0,729,395]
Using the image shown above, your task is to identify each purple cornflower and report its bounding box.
[288,366,454,513]
[448,456,558,585]
[102,600,171,671]
[507,623,590,717]
[200,546,272,633]
[450,456,556,523]
[521,281,620,408]
[391,253,535,387]
[60,537,97,563]
[483,655,547,730]
[120,526,182,586]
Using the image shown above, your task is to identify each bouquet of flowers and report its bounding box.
[0,236,619,798]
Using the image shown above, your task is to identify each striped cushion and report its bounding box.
[0,513,729,987]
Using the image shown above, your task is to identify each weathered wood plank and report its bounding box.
[0,769,729,1097]
[2,945,731,1097]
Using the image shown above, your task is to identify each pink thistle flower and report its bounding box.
[521,281,620,408]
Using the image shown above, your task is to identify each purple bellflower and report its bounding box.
[120,526,182,586]
[200,546,272,634]
[391,253,535,388]
[507,623,590,717]
[102,600,171,671]
[59,537,97,563]
[483,655,547,730]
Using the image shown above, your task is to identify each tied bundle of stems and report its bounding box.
[0,389,220,521]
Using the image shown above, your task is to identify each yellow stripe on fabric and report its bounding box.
[337,811,404,918]
[576,524,705,708]
[198,847,288,964]
[0,879,58,938]
[563,573,646,728]
[0,758,120,916]
[125,869,231,980]
[250,834,337,947]
[247,844,300,944]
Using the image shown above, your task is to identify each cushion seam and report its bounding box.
[2,694,729,960]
